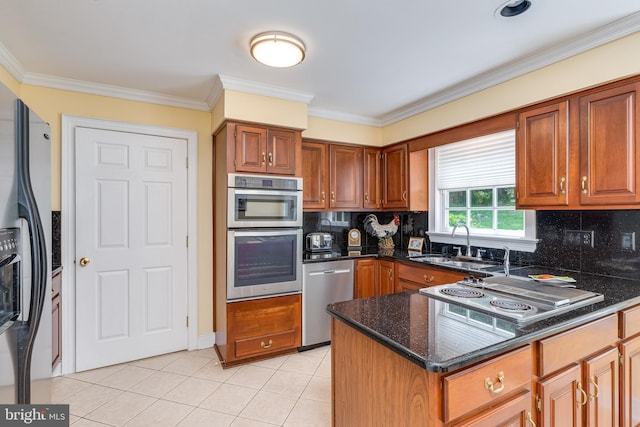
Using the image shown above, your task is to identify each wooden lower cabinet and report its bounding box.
[620,335,640,427]
[536,364,583,426]
[395,262,466,292]
[456,391,534,427]
[354,258,394,298]
[221,294,301,366]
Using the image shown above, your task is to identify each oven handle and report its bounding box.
[231,188,301,196]
[0,252,21,268]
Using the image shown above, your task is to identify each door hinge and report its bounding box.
[186,316,189,327]
[535,394,542,412]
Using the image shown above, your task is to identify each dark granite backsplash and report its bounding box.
[52,210,61,269]
[306,209,640,281]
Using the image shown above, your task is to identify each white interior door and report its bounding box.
[74,127,188,371]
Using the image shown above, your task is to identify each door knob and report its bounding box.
[79,257,91,266]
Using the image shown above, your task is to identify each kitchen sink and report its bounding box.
[409,255,499,272]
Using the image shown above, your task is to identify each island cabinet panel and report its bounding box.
[332,318,440,427]
[536,314,618,377]
[536,363,583,427]
[516,101,569,207]
[455,391,533,427]
[301,141,329,209]
[579,81,640,206]
[442,345,532,423]
[620,335,640,427]
[395,262,466,292]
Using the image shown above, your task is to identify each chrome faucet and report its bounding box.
[503,246,510,277]
[451,223,471,257]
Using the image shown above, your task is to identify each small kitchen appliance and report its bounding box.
[306,232,333,252]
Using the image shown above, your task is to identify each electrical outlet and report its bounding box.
[621,232,636,251]
[564,230,595,248]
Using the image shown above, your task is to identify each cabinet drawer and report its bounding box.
[620,304,640,339]
[235,329,298,359]
[443,345,532,423]
[537,314,617,377]
[397,262,465,288]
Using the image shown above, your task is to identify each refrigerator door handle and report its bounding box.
[15,99,48,404]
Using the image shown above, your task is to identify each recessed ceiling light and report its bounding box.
[250,31,306,68]
[496,0,531,18]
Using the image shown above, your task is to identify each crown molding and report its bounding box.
[307,106,382,127]
[22,72,211,111]
[0,42,25,82]
[379,11,640,126]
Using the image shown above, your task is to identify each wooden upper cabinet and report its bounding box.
[382,143,409,209]
[301,141,328,209]
[516,101,569,208]
[409,148,428,211]
[579,81,640,205]
[329,144,363,209]
[234,124,296,175]
[363,147,382,209]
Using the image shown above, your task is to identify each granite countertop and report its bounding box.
[327,266,640,373]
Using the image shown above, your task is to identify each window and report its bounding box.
[428,130,538,252]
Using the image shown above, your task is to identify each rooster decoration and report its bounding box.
[364,213,400,248]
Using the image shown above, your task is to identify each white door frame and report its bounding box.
[61,115,199,375]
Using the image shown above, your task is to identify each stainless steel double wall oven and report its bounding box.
[226,173,303,301]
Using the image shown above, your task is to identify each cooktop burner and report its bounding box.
[439,288,484,298]
[489,299,533,311]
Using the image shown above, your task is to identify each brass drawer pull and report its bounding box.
[577,381,588,406]
[526,411,536,427]
[589,376,599,401]
[559,177,566,194]
[484,371,505,393]
[260,340,273,349]
[423,275,434,283]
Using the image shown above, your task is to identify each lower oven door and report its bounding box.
[227,228,302,301]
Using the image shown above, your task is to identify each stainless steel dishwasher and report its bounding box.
[302,259,354,348]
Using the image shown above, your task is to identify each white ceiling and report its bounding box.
[0,1,639,126]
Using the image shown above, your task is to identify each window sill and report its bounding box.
[426,232,538,253]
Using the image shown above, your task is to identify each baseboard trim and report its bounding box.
[196,332,216,350]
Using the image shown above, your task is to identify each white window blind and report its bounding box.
[436,130,515,189]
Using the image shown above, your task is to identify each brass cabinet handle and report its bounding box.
[423,275,434,283]
[261,152,266,165]
[581,176,587,194]
[365,192,369,202]
[589,376,599,401]
[321,191,325,202]
[260,340,273,349]
[268,152,273,166]
[402,191,407,200]
[388,270,393,280]
[560,177,566,194]
[79,257,91,266]
[526,411,536,427]
[484,371,505,393]
[331,191,335,201]
[577,381,588,407]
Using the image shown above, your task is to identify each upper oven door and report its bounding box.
[228,188,302,228]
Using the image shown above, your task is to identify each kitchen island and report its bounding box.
[328,271,640,426]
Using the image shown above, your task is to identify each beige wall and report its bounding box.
[0,29,638,340]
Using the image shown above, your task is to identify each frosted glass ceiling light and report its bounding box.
[250,31,305,68]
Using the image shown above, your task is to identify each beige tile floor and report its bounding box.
[52,346,332,426]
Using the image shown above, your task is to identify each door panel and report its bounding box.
[75,127,188,371]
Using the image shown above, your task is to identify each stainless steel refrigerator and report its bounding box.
[0,82,52,404]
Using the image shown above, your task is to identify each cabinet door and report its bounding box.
[579,81,640,205]
[382,143,409,209]
[583,346,619,427]
[537,364,583,427]
[235,124,267,173]
[516,101,569,207]
[363,147,382,209]
[620,335,640,427]
[267,129,296,175]
[378,259,395,295]
[409,148,428,212]
[354,258,377,299]
[329,144,363,209]
[456,391,533,427]
[301,141,328,210]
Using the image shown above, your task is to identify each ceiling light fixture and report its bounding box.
[250,31,305,68]
[497,0,531,17]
